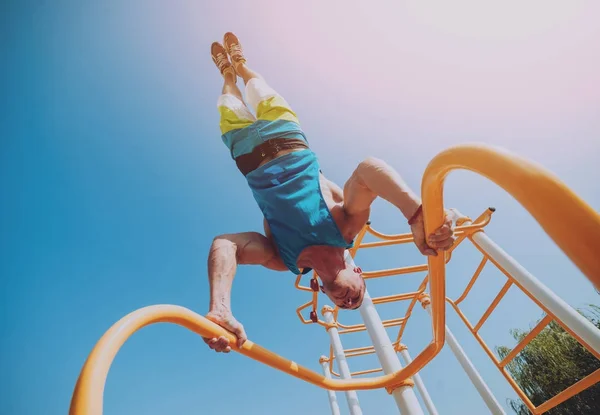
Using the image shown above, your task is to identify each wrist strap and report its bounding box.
[408,204,423,225]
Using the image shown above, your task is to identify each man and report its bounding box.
[204,33,455,353]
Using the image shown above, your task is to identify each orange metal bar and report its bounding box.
[295,301,333,329]
[337,321,366,331]
[295,301,313,324]
[446,299,476,334]
[346,350,375,359]
[476,333,539,413]
[395,295,423,344]
[469,236,600,360]
[70,305,438,415]
[372,292,420,305]
[345,346,376,358]
[535,368,600,414]
[358,239,413,249]
[294,274,313,292]
[329,342,402,377]
[349,221,371,255]
[351,368,383,377]
[454,257,488,305]
[362,252,456,280]
[473,279,513,332]
[339,317,405,334]
[395,279,430,343]
[362,264,428,279]
[382,318,406,327]
[329,344,335,376]
[499,314,553,368]
[361,237,470,280]
[365,226,411,241]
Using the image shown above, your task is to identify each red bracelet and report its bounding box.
[407,204,423,225]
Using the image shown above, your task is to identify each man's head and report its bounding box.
[320,264,366,310]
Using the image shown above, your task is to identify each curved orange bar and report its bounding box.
[421,145,600,349]
[69,305,434,415]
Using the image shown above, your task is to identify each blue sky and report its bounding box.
[2,1,599,414]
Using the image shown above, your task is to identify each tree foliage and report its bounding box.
[495,305,600,414]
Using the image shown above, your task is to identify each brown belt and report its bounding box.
[235,138,309,175]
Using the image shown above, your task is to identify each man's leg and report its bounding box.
[211,42,256,139]
[221,65,243,101]
[223,33,300,124]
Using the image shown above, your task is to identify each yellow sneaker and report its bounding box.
[223,32,247,72]
[211,42,236,78]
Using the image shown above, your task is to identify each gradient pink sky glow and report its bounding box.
[249,0,599,156]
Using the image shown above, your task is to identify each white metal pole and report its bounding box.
[343,250,424,415]
[423,304,506,415]
[360,291,425,415]
[398,346,439,415]
[323,309,363,415]
[471,231,600,355]
[320,357,341,415]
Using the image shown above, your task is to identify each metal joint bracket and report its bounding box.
[385,378,415,394]
[417,293,431,308]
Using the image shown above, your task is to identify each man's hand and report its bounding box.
[203,309,247,353]
[410,209,455,256]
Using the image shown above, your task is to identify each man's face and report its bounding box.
[321,267,366,310]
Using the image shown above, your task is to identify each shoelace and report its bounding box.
[228,44,244,60]
[213,52,230,72]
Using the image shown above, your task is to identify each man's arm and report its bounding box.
[204,231,285,353]
[342,157,454,255]
[343,156,421,219]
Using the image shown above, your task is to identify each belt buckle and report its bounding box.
[260,142,267,158]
